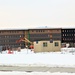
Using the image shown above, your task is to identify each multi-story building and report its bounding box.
[0,29,25,50]
[61,28,75,47]
[28,28,61,42]
[0,28,61,50]
[28,28,61,52]
[0,27,75,51]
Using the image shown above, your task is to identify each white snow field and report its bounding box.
[0,48,75,67]
[0,48,75,74]
[0,71,75,75]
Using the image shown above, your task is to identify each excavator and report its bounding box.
[16,37,34,49]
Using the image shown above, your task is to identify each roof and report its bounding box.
[0,27,75,30]
[0,28,28,30]
[28,27,62,30]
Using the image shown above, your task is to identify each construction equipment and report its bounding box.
[16,37,34,49]
[24,37,33,44]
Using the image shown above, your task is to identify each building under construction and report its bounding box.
[0,28,75,51]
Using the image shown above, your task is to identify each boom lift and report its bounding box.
[16,37,34,49]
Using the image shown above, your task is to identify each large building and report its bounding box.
[0,28,75,51]
[29,28,61,52]
[61,28,75,47]
[28,28,61,42]
[0,29,26,50]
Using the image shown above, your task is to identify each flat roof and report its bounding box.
[62,28,75,29]
[28,27,62,30]
[0,27,75,30]
[0,28,28,30]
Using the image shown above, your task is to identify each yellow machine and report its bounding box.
[24,37,33,49]
[24,37,33,44]
[16,37,33,49]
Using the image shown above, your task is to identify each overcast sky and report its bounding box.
[0,0,75,29]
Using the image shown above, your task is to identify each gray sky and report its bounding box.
[0,0,75,29]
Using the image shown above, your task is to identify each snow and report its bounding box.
[61,48,75,54]
[0,48,75,67]
[0,71,75,75]
[0,48,75,74]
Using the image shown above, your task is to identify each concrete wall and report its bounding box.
[34,41,61,53]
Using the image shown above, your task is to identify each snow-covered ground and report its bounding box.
[0,48,75,67]
[0,71,75,75]
[0,48,75,74]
